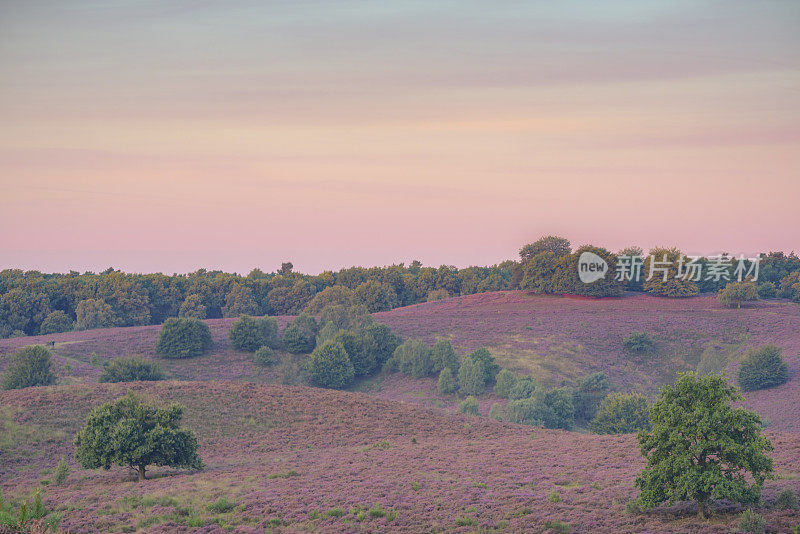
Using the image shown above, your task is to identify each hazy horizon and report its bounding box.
[2,1,799,274]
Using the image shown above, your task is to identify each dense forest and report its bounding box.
[2,237,799,338]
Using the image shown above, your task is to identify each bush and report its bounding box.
[74,393,203,481]
[457,355,485,396]
[437,367,457,394]
[533,388,575,430]
[468,348,499,385]
[573,372,611,423]
[624,499,641,515]
[494,369,517,398]
[39,310,72,335]
[229,315,279,352]
[304,285,353,314]
[508,376,536,400]
[776,487,798,510]
[207,497,237,514]
[589,393,650,434]
[282,314,318,354]
[1,345,57,390]
[756,282,776,299]
[254,346,276,366]
[642,247,699,297]
[393,339,434,378]
[489,403,504,421]
[179,294,207,319]
[362,323,401,367]
[431,339,459,374]
[506,398,539,426]
[738,509,765,534]
[737,345,789,392]
[54,457,69,485]
[333,329,373,376]
[155,317,212,359]
[308,340,354,389]
[99,356,164,383]
[458,396,479,416]
[427,289,450,302]
[75,298,118,330]
[718,281,758,308]
[623,332,655,354]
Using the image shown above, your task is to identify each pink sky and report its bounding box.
[1,1,799,274]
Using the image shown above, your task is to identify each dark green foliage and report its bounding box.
[75,298,118,330]
[718,281,758,308]
[54,457,69,485]
[508,376,536,400]
[282,313,318,354]
[493,369,517,398]
[351,280,394,312]
[333,329,373,376]
[39,310,73,334]
[553,245,624,297]
[589,393,650,434]
[623,332,655,354]
[642,247,699,297]
[636,373,774,518]
[431,339,459,374]
[308,340,355,389]
[468,348,499,385]
[776,487,798,510]
[532,388,575,430]
[179,294,207,319]
[155,317,212,359]
[456,355,486,396]
[458,396,479,416]
[573,372,611,423]
[393,339,434,378]
[207,497,237,513]
[1,345,56,390]
[489,403,504,421]
[304,285,353,314]
[99,356,164,383]
[229,315,279,352]
[437,367,457,394]
[74,393,203,481]
[506,398,539,426]
[756,282,776,299]
[362,322,401,366]
[221,283,259,317]
[738,509,765,534]
[254,346,276,366]
[519,235,571,262]
[737,345,789,392]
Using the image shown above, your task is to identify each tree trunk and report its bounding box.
[697,500,706,519]
[137,465,146,482]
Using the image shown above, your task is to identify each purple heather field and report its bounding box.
[1,291,799,532]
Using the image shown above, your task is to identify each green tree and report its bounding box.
[362,322,401,367]
[1,345,57,390]
[221,284,260,317]
[519,236,572,262]
[333,329,372,376]
[717,281,759,308]
[457,355,486,396]
[589,392,650,434]
[351,280,395,312]
[437,367,457,394]
[155,317,212,359]
[304,285,353,314]
[737,345,789,392]
[623,332,655,354]
[573,372,611,423]
[458,396,479,415]
[39,310,73,334]
[308,340,355,389]
[282,313,318,354]
[254,346,275,366]
[635,373,774,518]
[532,388,575,430]
[467,348,499,385]
[179,294,207,319]
[494,369,518,398]
[393,339,434,378]
[74,393,203,481]
[229,315,279,352]
[99,356,164,383]
[642,248,699,297]
[75,298,118,330]
[506,398,539,426]
[431,339,459,374]
[509,376,536,400]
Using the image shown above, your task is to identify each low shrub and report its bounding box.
[494,369,517,398]
[54,457,69,486]
[458,396,479,416]
[489,403,504,421]
[624,499,641,515]
[589,393,650,434]
[207,497,236,514]
[1,345,57,390]
[548,491,561,503]
[99,356,164,383]
[623,332,655,354]
[756,282,776,299]
[505,398,539,426]
[253,346,275,366]
[437,367,457,394]
[229,315,279,352]
[155,317,212,359]
[282,314,318,354]
[737,344,789,391]
[393,339,434,378]
[738,509,765,534]
[776,487,798,510]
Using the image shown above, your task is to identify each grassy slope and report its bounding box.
[2,381,800,533]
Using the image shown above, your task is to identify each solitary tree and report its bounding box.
[308,340,355,389]
[74,393,203,481]
[717,281,759,308]
[737,345,789,392]
[635,373,773,519]
[1,345,57,390]
[155,317,212,359]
